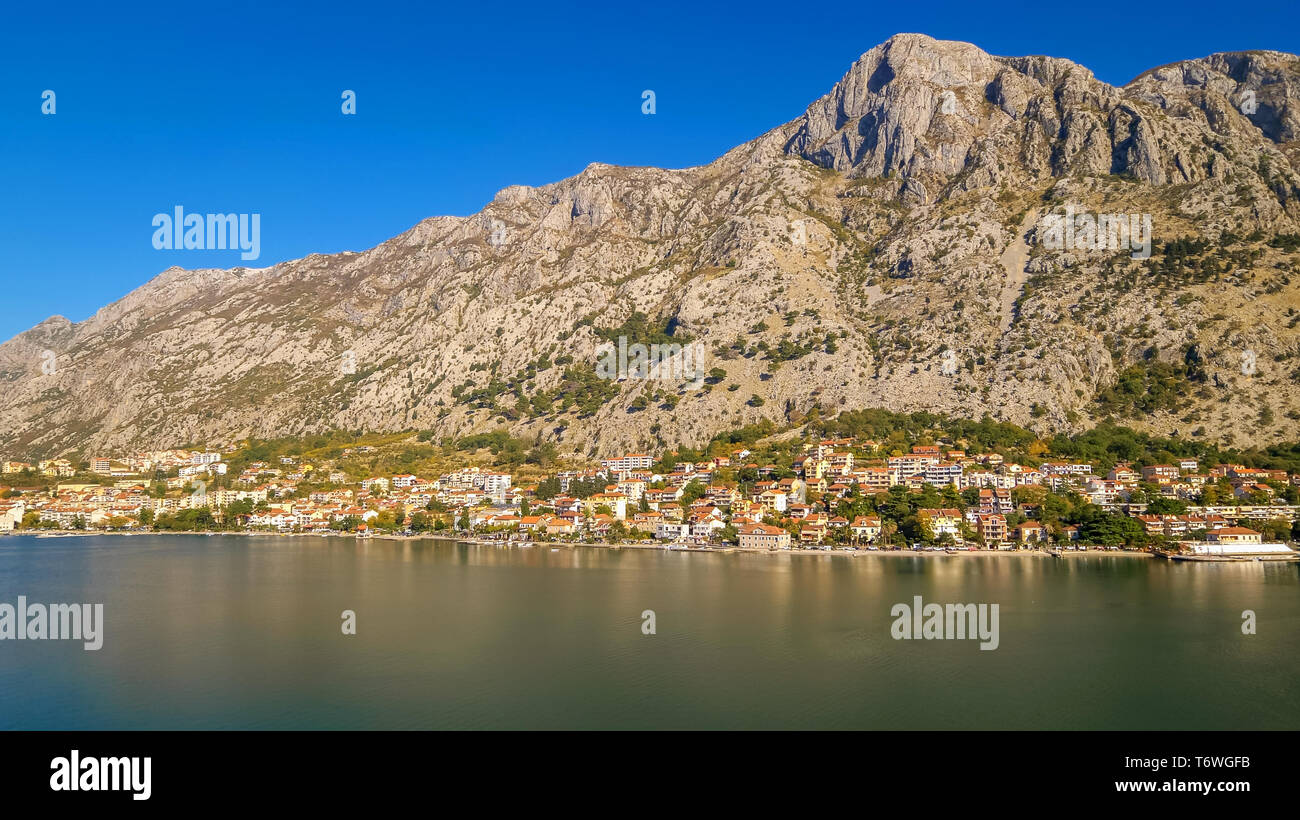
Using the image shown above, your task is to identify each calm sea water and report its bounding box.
[0,534,1297,730]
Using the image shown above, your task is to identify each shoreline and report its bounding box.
[0,529,1157,558]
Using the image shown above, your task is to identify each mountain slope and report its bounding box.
[3,33,1300,459]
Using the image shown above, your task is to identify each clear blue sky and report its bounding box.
[2,0,1297,340]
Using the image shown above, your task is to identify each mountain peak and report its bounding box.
[781,33,1300,196]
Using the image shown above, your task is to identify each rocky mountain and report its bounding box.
[3,33,1300,460]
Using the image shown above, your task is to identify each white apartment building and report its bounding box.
[480,472,512,502]
[601,453,655,475]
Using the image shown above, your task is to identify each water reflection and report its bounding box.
[0,535,1296,730]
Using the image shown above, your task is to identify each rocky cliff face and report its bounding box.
[3,34,1300,459]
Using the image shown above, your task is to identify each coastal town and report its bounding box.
[3,428,1298,559]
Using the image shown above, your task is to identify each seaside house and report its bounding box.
[1015,521,1047,544]
[918,508,963,542]
[976,514,1009,548]
[799,523,826,545]
[850,516,882,543]
[738,523,791,551]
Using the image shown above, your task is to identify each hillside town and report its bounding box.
[3,433,1299,557]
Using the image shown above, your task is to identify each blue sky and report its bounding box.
[2,0,1297,340]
